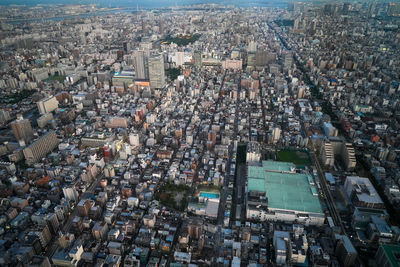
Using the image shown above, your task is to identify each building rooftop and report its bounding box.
[248,161,322,214]
[345,176,383,205]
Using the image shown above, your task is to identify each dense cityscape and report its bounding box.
[0,1,399,266]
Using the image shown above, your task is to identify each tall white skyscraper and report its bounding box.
[175,51,185,67]
[149,54,165,89]
[272,127,281,143]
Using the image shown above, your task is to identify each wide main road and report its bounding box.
[216,76,240,226]
[213,76,241,256]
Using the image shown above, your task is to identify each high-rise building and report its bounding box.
[54,205,65,222]
[45,213,59,234]
[11,114,34,144]
[92,221,109,240]
[123,42,132,53]
[37,96,59,115]
[297,86,306,99]
[272,127,281,143]
[246,141,261,164]
[63,186,79,202]
[77,199,91,217]
[208,130,216,143]
[23,131,59,164]
[29,225,52,248]
[0,109,11,124]
[284,53,294,69]
[256,50,268,67]
[175,51,185,67]
[248,41,257,52]
[134,50,148,79]
[335,235,357,267]
[72,216,83,233]
[288,2,295,11]
[321,141,334,168]
[149,54,165,89]
[193,51,202,67]
[342,143,356,171]
[247,52,256,67]
[129,132,140,147]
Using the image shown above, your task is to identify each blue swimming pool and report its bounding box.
[200,191,220,199]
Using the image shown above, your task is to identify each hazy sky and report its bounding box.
[0,0,288,8]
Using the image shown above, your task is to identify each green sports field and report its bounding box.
[276,149,311,166]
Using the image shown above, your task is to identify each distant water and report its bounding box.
[0,0,288,8]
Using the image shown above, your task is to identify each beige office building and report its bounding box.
[37,96,59,115]
[23,131,59,164]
